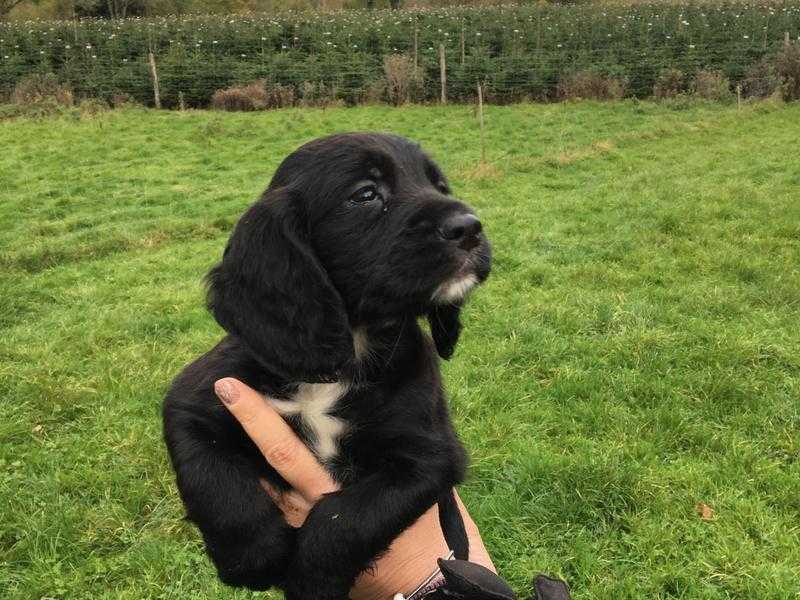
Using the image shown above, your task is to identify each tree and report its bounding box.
[106,0,131,18]
[0,0,29,19]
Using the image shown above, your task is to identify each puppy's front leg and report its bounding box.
[284,464,459,600]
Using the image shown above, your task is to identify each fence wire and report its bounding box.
[2,4,799,106]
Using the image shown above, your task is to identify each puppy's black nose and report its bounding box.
[439,213,482,244]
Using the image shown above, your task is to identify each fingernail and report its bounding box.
[214,379,238,405]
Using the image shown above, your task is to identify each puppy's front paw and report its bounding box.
[206,526,295,591]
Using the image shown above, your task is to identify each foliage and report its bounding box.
[383,52,423,105]
[653,68,686,99]
[741,55,783,98]
[775,41,800,100]
[211,79,269,110]
[2,102,800,599]
[691,69,731,101]
[12,71,72,104]
[557,70,626,100]
[211,79,296,110]
[1,2,799,104]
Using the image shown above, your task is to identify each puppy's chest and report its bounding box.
[266,382,350,463]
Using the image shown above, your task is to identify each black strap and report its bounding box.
[437,489,469,560]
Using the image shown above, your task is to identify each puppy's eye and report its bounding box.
[351,185,382,203]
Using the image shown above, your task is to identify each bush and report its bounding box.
[741,57,783,99]
[297,81,345,108]
[12,73,73,107]
[210,80,295,111]
[268,83,296,109]
[775,42,800,101]
[383,54,424,106]
[211,81,269,111]
[78,98,110,118]
[111,93,138,108]
[692,70,731,101]
[653,68,686,99]
[362,79,387,105]
[557,71,626,101]
[0,104,27,120]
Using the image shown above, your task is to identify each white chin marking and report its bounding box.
[267,382,348,461]
[432,273,479,304]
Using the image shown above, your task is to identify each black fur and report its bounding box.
[163,133,492,599]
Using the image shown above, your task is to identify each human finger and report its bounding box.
[214,377,338,502]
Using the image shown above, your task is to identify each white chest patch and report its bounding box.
[432,273,479,304]
[267,382,348,461]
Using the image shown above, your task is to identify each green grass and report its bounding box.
[1,100,799,599]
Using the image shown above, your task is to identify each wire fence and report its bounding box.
[2,4,799,106]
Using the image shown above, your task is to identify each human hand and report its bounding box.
[214,377,495,600]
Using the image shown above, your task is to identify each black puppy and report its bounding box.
[163,133,491,599]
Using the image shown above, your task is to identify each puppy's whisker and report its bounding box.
[383,315,406,370]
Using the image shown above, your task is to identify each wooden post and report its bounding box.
[460,21,465,65]
[439,44,446,105]
[736,84,742,109]
[148,52,161,109]
[178,91,186,111]
[413,26,418,70]
[477,82,486,164]
[786,31,791,48]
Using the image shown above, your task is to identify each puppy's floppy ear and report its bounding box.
[207,187,353,382]
[427,303,462,360]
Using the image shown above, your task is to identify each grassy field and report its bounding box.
[1,100,799,599]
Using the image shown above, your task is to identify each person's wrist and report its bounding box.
[355,546,443,599]
[351,506,449,600]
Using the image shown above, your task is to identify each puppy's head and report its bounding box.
[207,133,491,381]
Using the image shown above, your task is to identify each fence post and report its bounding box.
[786,31,791,48]
[178,91,186,111]
[736,84,742,109]
[439,44,447,104]
[413,26,418,70]
[477,82,486,164]
[148,52,161,109]
[461,21,466,65]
